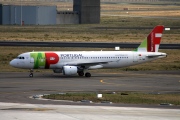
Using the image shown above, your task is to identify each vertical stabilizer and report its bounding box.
[134,25,164,52]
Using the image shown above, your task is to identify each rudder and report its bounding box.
[134,25,164,52]
[147,25,164,52]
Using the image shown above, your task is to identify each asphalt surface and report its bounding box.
[0,71,180,108]
[0,41,179,49]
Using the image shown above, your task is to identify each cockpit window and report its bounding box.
[16,56,25,59]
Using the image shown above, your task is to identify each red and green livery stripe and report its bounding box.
[30,52,59,69]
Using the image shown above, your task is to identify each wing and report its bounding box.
[64,61,114,67]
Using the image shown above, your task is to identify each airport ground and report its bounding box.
[0,71,180,120]
[0,102,179,120]
[0,1,179,120]
[0,71,180,105]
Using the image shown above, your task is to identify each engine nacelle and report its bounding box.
[62,66,78,75]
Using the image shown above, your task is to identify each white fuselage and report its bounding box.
[10,51,167,70]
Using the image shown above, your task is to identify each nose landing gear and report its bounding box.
[29,69,33,77]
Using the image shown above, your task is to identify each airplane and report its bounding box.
[10,25,167,77]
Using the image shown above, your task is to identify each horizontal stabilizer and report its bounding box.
[146,53,167,57]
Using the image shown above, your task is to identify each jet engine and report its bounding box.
[62,66,78,75]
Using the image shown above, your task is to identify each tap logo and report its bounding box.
[30,52,59,69]
[45,53,59,69]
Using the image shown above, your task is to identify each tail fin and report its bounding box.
[134,25,164,52]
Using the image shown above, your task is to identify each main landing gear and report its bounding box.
[85,72,91,77]
[78,72,91,77]
[29,69,33,77]
[78,71,84,76]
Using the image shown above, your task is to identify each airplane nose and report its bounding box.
[10,59,16,67]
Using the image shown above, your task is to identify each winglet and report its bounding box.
[134,25,164,52]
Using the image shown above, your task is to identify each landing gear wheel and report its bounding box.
[29,73,33,77]
[85,72,91,77]
[29,69,34,77]
[78,72,84,76]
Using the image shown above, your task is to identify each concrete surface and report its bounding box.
[0,102,180,120]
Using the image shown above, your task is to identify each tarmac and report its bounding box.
[0,71,180,120]
[0,102,180,120]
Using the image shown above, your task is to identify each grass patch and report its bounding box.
[43,92,180,105]
[0,24,179,43]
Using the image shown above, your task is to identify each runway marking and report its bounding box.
[100,80,125,86]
